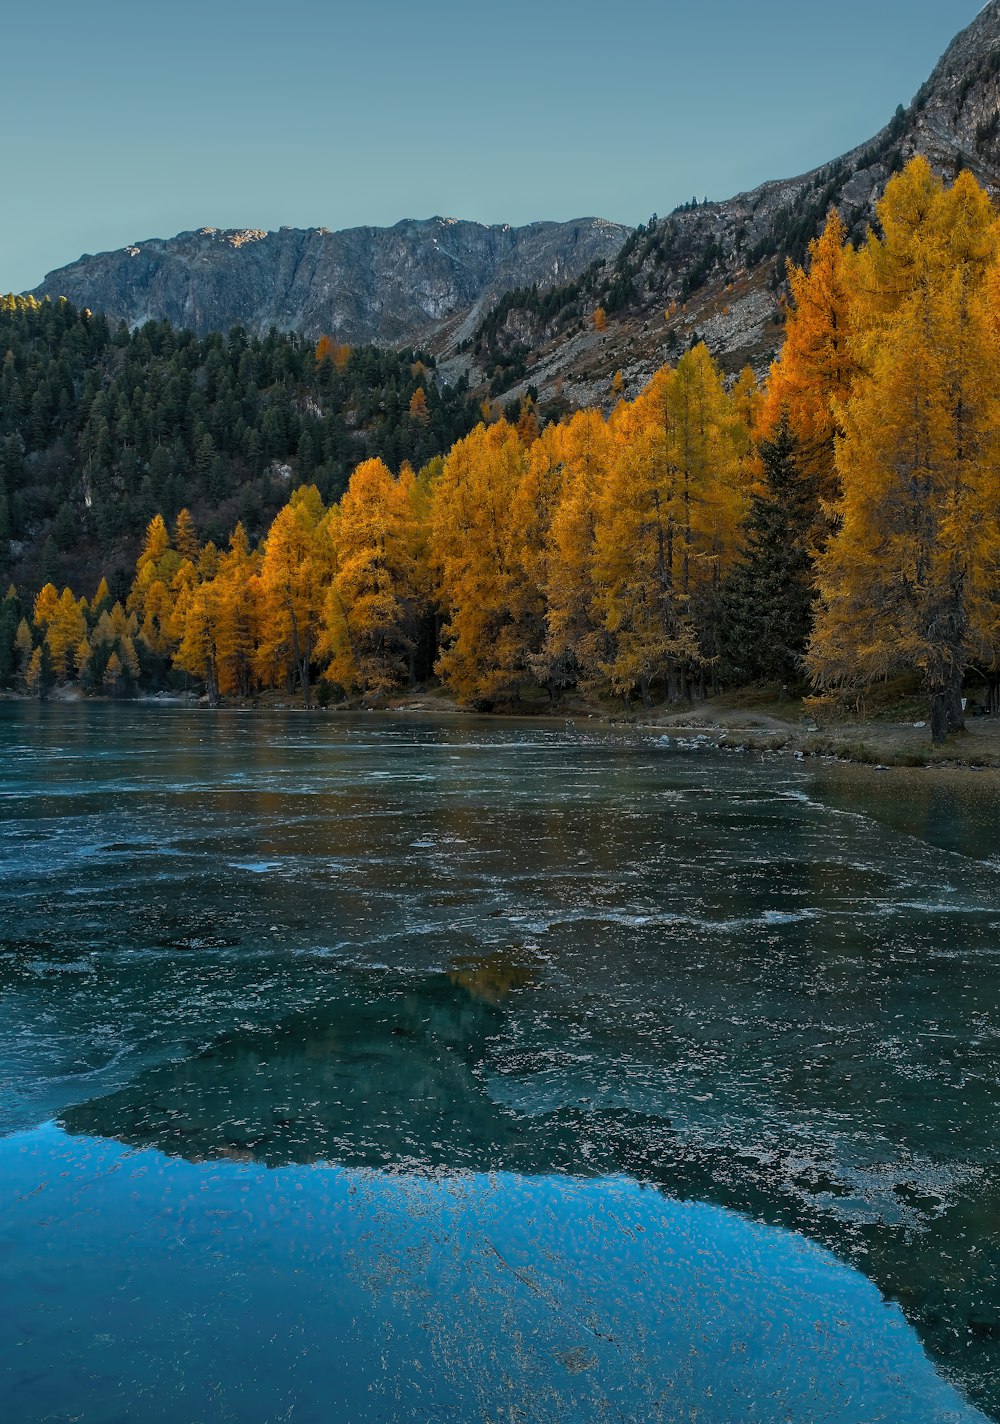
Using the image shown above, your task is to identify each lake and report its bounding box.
[1,705,998,1423]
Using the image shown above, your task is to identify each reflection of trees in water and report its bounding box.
[449,947,539,1004]
[63,963,537,1173]
[813,765,1000,862]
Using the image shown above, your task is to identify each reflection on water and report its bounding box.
[1,1128,984,1424]
[449,946,539,1004]
[1,705,999,1421]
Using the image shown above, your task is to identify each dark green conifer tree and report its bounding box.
[717,415,815,686]
[0,587,21,687]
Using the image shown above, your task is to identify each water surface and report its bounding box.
[1,705,998,1421]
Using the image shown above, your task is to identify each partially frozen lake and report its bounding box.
[1,705,998,1422]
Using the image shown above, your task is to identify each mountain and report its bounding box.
[23,2,1000,410]
[460,0,1000,408]
[28,217,629,348]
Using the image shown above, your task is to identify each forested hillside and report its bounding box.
[6,159,1000,743]
[0,297,481,597]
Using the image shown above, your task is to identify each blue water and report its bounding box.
[1,705,998,1422]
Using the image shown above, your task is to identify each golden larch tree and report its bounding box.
[530,408,611,695]
[808,160,1000,742]
[760,208,859,522]
[430,421,539,705]
[319,458,428,696]
[256,485,330,703]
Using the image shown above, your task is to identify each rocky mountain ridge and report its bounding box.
[29,217,629,349]
[459,0,1000,407]
[25,3,1000,409]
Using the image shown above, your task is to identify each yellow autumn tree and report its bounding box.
[319,458,428,696]
[256,485,330,703]
[530,408,611,695]
[32,583,59,631]
[213,523,261,697]
[138,580,177,658]
[760,208,859,522]
[24,645,44,698]
[91,603,141,686]
[73,632,93,685]
[590,349,746,704]
[90,577,111,615]
[103,650,124,695]
[808,160,1000,742]
[666,344,747,689]
[174,580,222,704]
[590,388,685,705]
[130,514,182,658]
[173,508,200,563]
[430,421,539,705]
[14,618,33,677]
[44,588,87,682]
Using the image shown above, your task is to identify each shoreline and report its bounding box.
[6,686,1000,770]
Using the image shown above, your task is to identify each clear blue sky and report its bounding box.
[1,0,985,293]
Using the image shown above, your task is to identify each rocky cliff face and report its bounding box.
[464,0,1000,407]
[29,217,629,347]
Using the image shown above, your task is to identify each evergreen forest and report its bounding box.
[0,302,481,596]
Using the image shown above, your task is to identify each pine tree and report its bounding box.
[717,417,815,685]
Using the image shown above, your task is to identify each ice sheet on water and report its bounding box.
[5,707,1000,1413]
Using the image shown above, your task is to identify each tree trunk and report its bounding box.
[945,678,965,735]
[929,664,964,741]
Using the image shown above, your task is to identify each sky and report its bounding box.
[1,0,986,293]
